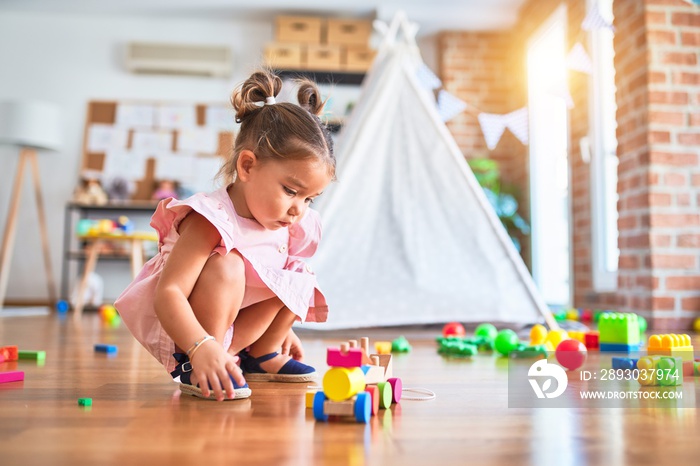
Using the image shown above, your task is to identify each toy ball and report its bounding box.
[442,322,466,338]
[530,324,548,345]
[494,329,520,356]
[55,300,70,313]
[565,309,579,321]
[694,318,700,333]
[580,309,593,322]
[555,339,587,371]
[474,323,498,341]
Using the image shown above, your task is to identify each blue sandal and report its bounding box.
[239,351,317,383]
[170,353,251,400]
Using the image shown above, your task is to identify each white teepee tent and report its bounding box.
[309,12,556,330]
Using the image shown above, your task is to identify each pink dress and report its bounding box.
[114,185,328,372]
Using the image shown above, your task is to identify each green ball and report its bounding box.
[494,329,520,356]
[474,323,498,341]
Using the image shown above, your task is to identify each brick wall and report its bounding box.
[615,0,700,329]
[438,0,700,329]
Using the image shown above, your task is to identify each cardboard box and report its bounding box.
[326,19,372,46]
[264,43,304,69]
[276,16,323,44]
[305,44,342,71]
[342,46,376,72]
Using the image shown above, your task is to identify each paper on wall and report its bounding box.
[102,150,147,181]
[177,127,219,153]
[153,152,196,182]
[205,106,236,131]
[115,104,156,127]
[157,105,197,129]
[87,124,129,152]
[132,130,174,153]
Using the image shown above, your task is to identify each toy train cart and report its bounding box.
[312,337,402,423]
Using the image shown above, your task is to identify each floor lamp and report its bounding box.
[0,101,62,315]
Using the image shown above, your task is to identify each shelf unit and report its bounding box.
[61,202,158,302]
[277,69,366,86]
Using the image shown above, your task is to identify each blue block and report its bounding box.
[94,344,118,354]
[600,343,640,353]
[612,357,638,370]
[360,365,370,375]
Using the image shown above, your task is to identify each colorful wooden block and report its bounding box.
[374,341,392,354]
[326,347,363,368]
[94,344,118,354]
[0,370,24,384]
[78,398,92,406]
[567,331,586,344]
[647,334,694,362]
[0,345,18,361]
[305,390,318,408]
[598,313,640,345]
[323,367,366,401]
[18,350,46,362]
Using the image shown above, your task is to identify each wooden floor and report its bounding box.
[1,313,699,466]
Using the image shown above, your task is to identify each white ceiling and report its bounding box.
[0,0,529,36]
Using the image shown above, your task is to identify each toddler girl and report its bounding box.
[115,69,335,401]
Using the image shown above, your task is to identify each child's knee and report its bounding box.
[205,251,245,286]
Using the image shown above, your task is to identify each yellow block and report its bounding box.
[545,329,569,351]
[305,390,317,408]
[323,367,366,402]
[374,341,392,354]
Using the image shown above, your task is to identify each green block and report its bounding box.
[18,350,46,362]
[656,357,682,387]
[78,398,92,406]
[391,336,411,353]
[598,313,640,345]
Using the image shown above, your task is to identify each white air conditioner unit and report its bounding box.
[125,42,232,78]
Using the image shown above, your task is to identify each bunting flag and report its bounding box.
[566,42,593,75]
[437,89,468,122]
[477,113,508,150]
[581,5,615,31]
[504,108,529,146]
[416,62,442,90]
[548,81,575,109]
[478,107,530,150]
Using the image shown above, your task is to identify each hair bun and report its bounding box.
[230,69,283,122]
[296,79,325,117]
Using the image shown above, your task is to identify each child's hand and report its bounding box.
[189,341,246,401]
[281,328,304,361]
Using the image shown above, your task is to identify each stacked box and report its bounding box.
[305,44,342,71]
[342,46,376,72]
[264,43,304,69]
[598,313,640,352]
[647,334,694,362]
[326,19,373,46]
[276,16,323,43]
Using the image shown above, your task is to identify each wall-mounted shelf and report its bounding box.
[277,69,366,86]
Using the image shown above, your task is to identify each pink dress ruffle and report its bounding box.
[114,185,328,372]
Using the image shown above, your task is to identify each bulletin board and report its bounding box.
[80,100,237,200]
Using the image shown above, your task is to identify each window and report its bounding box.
[527,5,572,306]
[588,0,619,291]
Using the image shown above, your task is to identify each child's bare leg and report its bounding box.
[186,251,245,350]
[226,297,287,355]
[228,301,299,373]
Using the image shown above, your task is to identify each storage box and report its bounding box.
[305,44,342,71]
[326,19,372,46]
[264,43,304,69]
[276,16,323,44]
[342,46,376,72]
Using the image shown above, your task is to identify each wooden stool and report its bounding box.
[73,232,157,320]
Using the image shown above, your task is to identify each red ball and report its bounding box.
[555,339,587,371]
[442,322,466,338]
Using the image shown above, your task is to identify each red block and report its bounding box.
[0,371,24,384]
[0,346,18,361]
[326,347,363,367]
[584,332,599,350]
